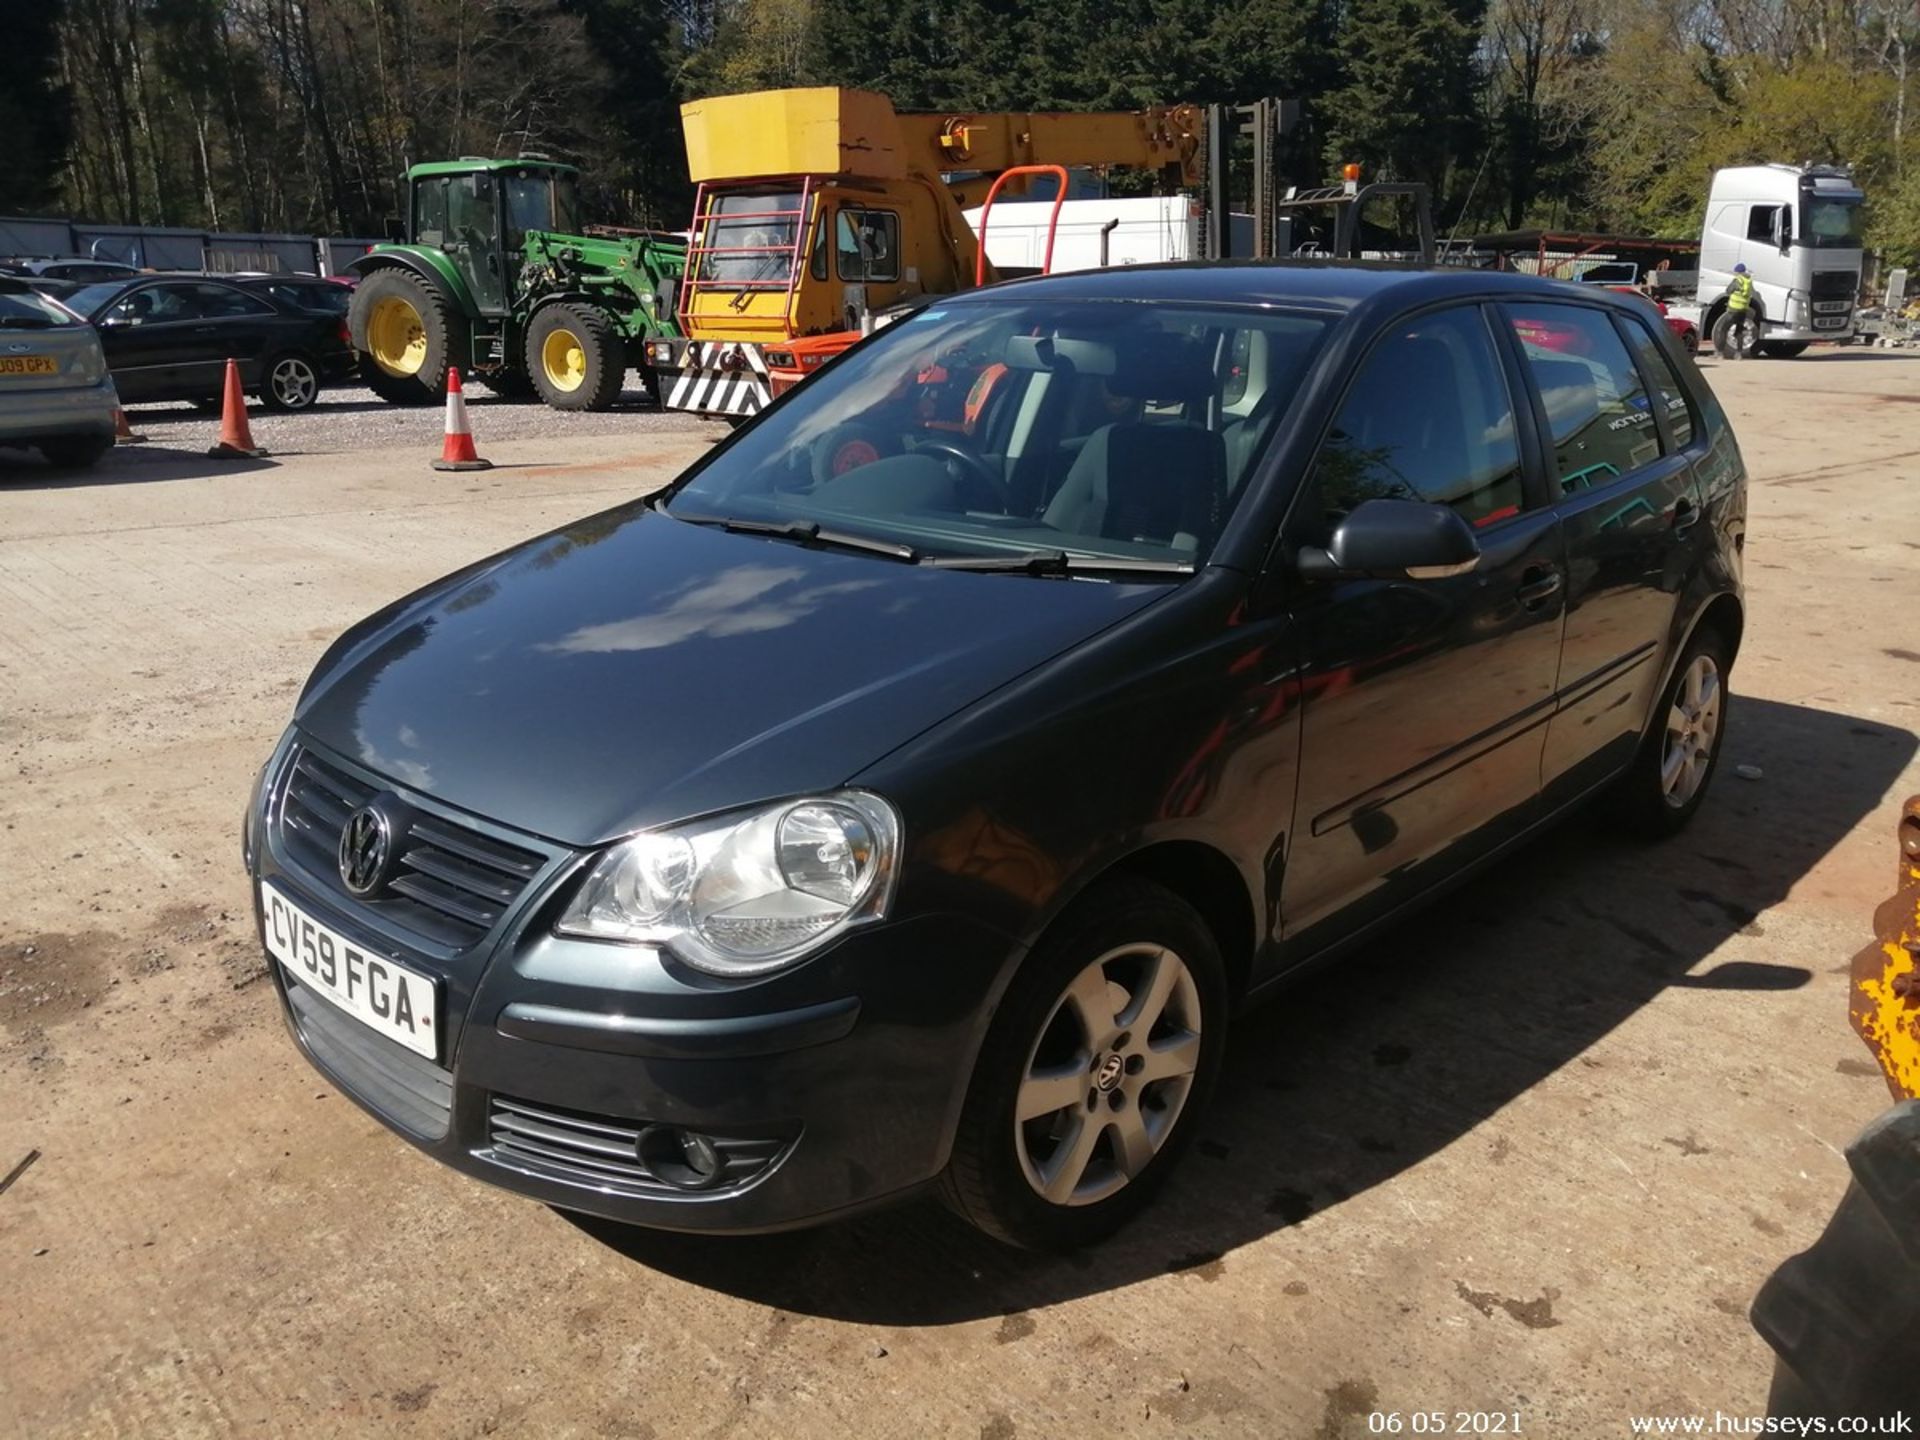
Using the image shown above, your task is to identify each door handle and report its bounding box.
[1672,498,1699,536]
[1515,569,1563,609]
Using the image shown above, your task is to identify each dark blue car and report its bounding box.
[245,262,1746,1249]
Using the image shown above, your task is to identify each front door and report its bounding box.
[1282,303,1568,951]
[1500,301,1706,803]
[94,281,209,401]
[443,172,506,314]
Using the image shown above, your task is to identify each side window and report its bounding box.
[189,283,274,318]
[1313,306,1524,532]
[1618,316,1695,449]
[114,283,203,323]
[413,179,450,247]
[446,174,497,244]
[1505,303,1661,491]
[1746,204,1782,242]
[835,210,899,283]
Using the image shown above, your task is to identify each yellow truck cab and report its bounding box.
[648,87,1201,419]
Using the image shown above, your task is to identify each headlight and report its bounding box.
[556,791,900,976]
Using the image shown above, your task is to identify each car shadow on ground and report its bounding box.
[567,696,1915,1324]
[0,444,277,486]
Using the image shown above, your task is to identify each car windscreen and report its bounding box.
[62,282,129,318]
[0,287,78,327]
[665,299,1330,567]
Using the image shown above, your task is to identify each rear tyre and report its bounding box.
[1759,340,1811,359]
[527,304,624,411]
[38,435,111,469]
[939,877,1227,1250]
[258,352,321,412]
[1605,627,1732,838]
[351,268,466,406]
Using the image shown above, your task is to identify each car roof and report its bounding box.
[952,258,1642,316]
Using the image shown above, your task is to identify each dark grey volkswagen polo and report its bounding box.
[246,263,1745,1249]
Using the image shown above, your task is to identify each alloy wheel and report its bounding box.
[271,356,318,409]
[1661,653,1723,807]
[1014,942,1203,1207]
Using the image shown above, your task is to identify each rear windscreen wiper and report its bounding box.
[920,549,1195,579]
[675,512,920,563]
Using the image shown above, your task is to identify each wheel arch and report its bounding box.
[1040,840,1260,1007]
[347,251,476,317]
[1689,590,1745,665]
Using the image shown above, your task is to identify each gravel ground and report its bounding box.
[108,382,713,467]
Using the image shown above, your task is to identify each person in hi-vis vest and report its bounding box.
[1721,263,1757,358]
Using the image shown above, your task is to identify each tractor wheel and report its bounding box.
[351,269,466,406]
[527,304,625,412]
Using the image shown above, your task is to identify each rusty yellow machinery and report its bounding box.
[1849,794,1920,1101]
[647,86,1203,420]
[1749,796,1919,1419]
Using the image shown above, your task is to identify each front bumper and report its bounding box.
[0,378,117,447]
[250,748,1017,1232]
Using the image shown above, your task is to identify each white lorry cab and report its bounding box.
[1696,163,1865,356]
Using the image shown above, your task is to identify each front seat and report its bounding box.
[1042,344,1226,555]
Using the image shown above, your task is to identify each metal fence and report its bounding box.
[0,216,382,276]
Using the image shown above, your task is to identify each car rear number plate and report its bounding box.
[0,356,57,376]
[261,884,440,1059]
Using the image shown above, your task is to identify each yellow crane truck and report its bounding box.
[643,86,1204,420]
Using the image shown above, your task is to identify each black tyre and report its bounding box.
[1712,309,1760,360]
[526,303,625,411]
[939,877,1228,1250]
[477,366,538,401]
[257,351,322,412]
[351,268,466,406]
[38,435,112,469]
[1759,340,1811,359]
[1606,626,1732,838]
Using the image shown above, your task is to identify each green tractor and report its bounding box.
[346,157,686,410]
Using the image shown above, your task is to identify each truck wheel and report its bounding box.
[1759,340,1811,359]
[938,877,1227,1250]
[1712,310,1760,360]
[352,269,465,406]
[528,304,624,411]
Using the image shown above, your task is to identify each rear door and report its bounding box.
[1281,303,1567,949]
[1498,301,1704,803]
[180,282,284,390]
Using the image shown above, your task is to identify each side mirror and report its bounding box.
[1771,207,1791,254]
[1296,498,1482,582]
[383,216,406,243]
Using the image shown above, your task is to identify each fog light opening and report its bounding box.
[635,1124,725,1190]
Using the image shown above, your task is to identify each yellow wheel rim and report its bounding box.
[541,328,587,392]
[367,295,427,377]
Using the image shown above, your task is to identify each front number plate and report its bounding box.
[261,884,440,1060]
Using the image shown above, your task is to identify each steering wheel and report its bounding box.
[913,437,1006,512]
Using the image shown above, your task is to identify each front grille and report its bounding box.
[484,1095,790,1198]
[278,746,547,950]
[286,974,452,1139]
[1811,269,1858,301]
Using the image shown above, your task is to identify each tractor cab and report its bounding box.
[400,158,582,316]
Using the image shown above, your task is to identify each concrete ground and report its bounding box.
[1,356,1916,1438]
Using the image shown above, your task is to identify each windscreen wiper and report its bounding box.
[920,549,1196,579]
[674,512,920,563]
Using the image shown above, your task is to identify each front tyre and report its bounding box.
[1607,627,1731,838]
[940,878,1227,1250]
[527,303,625,411]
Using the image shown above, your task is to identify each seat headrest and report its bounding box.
[1106,336,1215,403]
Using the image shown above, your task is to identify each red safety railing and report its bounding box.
[973,165,1072,286]
[677,178,815,338]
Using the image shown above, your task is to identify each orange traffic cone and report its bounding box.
[113,404,146,444]
[432,368,492,472]
[206,358,266,459]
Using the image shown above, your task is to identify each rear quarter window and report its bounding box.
[1618,316,1695,448]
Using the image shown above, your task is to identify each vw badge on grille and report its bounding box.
[338,805,394,897]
